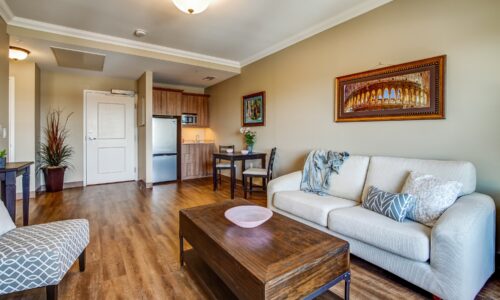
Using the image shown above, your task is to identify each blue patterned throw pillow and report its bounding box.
[362,186,415,222]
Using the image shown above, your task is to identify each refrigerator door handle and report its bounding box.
[153,153,177,157]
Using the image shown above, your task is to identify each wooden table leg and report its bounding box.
[261,156,266,169]
[230,158,235,199]
[179,233,184,267]
[5,171,16,223]
[212,156,217,191]
[22,167,30,226]
[241,159,246,178]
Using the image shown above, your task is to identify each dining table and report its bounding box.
[212,152,266,199]
[0,161,33,225]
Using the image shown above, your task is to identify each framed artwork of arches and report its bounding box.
[335,55,445,122]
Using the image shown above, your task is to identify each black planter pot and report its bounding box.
[43,167,66,192]
[0,157,6,169]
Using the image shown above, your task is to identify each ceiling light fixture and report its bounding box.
[172,0,211,14]
[9,46,30,61]
[134,29,147,38]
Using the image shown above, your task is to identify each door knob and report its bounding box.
[88,136,97,140]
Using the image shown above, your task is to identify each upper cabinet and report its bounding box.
[153,88,209,127]
[153,88,182,116]
[182,93,210,128]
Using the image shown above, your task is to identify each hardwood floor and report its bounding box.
[1,178,498,300]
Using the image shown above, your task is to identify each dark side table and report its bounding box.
[0,162,33,226]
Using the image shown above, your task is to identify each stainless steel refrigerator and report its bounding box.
[152,117,178,183]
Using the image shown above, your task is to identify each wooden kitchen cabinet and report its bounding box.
[153,88,182,116]
[181,143,214,180]
[181,93,210,127]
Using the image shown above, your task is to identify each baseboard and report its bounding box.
[137,180,153,189]
[15,191,36,200]
[181,175,212,181]
[219,174,264,186]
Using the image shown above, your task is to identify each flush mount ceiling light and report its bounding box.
[172,0,211,14]
[134,29,147,38]
[9,46,30,61]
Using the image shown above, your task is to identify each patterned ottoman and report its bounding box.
[0,219,89,299]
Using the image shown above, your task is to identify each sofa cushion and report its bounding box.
[0,219,89,295]
[362,186,415,222]
[328,206,431,262]
[326,155,370,202]
[403,171,463,227]
[361,156,476,201]
[274,191,358,227]
[0,202,15,236]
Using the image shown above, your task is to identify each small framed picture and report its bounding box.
[242,91,265,126]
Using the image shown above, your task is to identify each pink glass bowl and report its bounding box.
[224,205,273,228]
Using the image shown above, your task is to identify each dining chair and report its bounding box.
[215,145,235,187]
[242,147,277,199]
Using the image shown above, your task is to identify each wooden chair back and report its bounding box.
[267,148,277,180]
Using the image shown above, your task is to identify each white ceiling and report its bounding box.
[2,0,391,87]
[10,35,237,87]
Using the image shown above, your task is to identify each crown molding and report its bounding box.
[0,0,13,22]
[2,0,391,71]
[240,0,392,67]
[7,16,241,69]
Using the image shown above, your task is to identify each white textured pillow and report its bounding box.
[402,171,463,227]
[0,202,16,236]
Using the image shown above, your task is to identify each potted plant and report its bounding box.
[0,149,6,168]
[40,109,74,192]
[240,127,257,153]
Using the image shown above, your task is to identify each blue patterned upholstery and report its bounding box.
[362,186,414,222]
[0,219,89,295]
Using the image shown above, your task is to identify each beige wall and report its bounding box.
[208,0,500,243]
[9,61,39,192]
[35,64,40,188]
[40,71,137,184]
[137,71,153,186]
[0,17,8,150]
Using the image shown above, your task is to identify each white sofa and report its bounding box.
[267,156,495,300]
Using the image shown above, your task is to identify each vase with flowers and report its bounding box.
[240,127,256,153]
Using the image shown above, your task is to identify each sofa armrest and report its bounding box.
[267,171,302,208]
[430,192,495,299]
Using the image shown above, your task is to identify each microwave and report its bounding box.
[181,113,198,125]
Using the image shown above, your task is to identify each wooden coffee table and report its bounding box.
[179,199,350,300]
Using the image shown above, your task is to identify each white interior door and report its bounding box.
[86,91,135,185]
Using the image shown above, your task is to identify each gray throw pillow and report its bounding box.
[402,171,462,227]
[0,202,16,236]
[362,186,414,222]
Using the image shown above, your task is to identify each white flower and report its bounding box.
[239,127,245,134]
